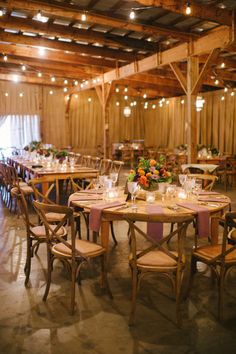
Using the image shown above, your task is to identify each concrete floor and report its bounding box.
[1,181,236,354]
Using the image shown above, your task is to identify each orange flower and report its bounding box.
[139,175,148,186]
[146,172,152,178]
[138,168,145,176]
[150,159,156,166]
[129,169,135,174]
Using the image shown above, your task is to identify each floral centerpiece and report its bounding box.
[128,156,172,191]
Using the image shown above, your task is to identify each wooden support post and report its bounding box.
[65,94,72,147]
[186,57,199,163]
[95,82,112,158]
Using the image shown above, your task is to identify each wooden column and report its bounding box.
[95,82,112,158]
[65,94,72,147]
[186,56,199,163]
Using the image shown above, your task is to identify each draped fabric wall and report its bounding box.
[0,81,67,149]
[41,87,67,148]
[68,89,236,155]
[69,91,103,154]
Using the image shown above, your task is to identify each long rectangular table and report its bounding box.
[8,157,99,202]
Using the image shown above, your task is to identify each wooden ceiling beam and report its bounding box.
[0,42,116,69]
[0,31,136,62]
[0,71,65,87]
[0,15,156,52]
[0,56,103,76]
[1,0,196,41]
[116,78,183,95]
[131,0,232,26]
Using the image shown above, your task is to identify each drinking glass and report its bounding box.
[110,172,118,187]
[193,179,202,197]
[127,181,139,210]
[92,178,101,199]
[179,174,187,187]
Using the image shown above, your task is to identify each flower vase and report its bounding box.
[146,191,156,203]
[158,182,169,194]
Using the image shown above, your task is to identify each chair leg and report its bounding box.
[218,266,226,321]
[70,260,77,315]
[43,250,53,302]
[129,268,138,326]
[175,269,183,327]
[110,221,118,245]
[24,239,32,286]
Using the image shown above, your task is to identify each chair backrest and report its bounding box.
[81,155,92,167]
[33,200,82,259]
[187,173,218,190]
[90,156,101,169]
[99,159,112,175]
[126,213,194,267]
[13,186,32,234]
[29,177,59,204]
[5,165,19,188]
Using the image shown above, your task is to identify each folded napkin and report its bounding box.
[68,193,103,206]
[146,205,164,242]
[177,202,209,238]
[198,196,231,203]
[198,191,219,195]
[89,201,126,232]
[77,189,104,194]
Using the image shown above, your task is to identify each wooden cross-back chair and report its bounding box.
[110,160,124,185]
[33,200,110,314]
[189,212,236,320]
[126,212,194,327]
[29,177,81,237]
[186,173,218,191]
[99,158,112,176]
[14,186,68,286]
[90,156,101,169]
[81,155,92,167]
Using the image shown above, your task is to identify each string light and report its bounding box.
[115,85,119,93]
[64,79,68,85]
[38,47,45,56]
[231,91,235,97]
[185,2,191,15]
[19,92,24,98]
[152,104,156,109]
[51,76,56,82]
[37,72,42,77]
[220,62,225,68]
[0,9,4,16]
[88,97,92,102]
[221,96,225,101]
[49,90,53,95]
[74,94,78,99]
[12,74,19,83]
[166,100,170,105]
[74,80,78,86]
[181,99,185,104]
[143,93,147,99]
[5,92,8,97]
[129,10,135,20]
[124,95,128,100]
[21,65,26,71]
[124,106,131,117]
[214,79,219,85]
[124,86,128,93]
[3,54,7,62]
[63,87,68,93]
[224,87,228,92]
[116,101,120,106]
[81,12,87,21]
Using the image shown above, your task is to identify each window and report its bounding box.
[0,114,41,149]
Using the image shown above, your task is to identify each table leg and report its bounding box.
[100,220,110,288]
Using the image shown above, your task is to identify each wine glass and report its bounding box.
[92,178,101,199]
[193,179,202,198]
[110,172,118,187]
[179,174,187,187]
[127,181,139,210]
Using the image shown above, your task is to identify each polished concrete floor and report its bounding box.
[1,181,236,354]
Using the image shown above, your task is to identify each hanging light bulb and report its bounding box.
[74,80,78,86]
[143,93,147,99]
[195,96,205,111]
[115,85,119,93]
[116,101,120,106]
[231,91,235,97]
[49,90,53,95]
[88,97,92,102]
[129,10,135,20]
[64,79,68,85]
[0,9,4,16]
[220,62,225,68]
[51,76,56,82]
[21,65,26,71]
[63,87,68,93]
[81,12,87,21]
[224,87,228,92]
[37,72,42,78]
[3,54,7,62]
[214,79,219,85]
[185,2,191,15]
[124,86,128,93]
[124,106,131,117]
[19,92,24,98]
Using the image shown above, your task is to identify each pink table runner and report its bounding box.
[146,205,164,242]
[198,196,231,203]
[89,201,126,232]
[177,202,210,238]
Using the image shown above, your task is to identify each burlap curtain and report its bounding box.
[41,87,68,149]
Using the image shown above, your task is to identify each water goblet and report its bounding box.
[179,174,187,187]
[110,172,118,187]
[127,181,139,210]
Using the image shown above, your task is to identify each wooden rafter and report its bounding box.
[0,32,137,62]
[0,42,116,69]
[131,0,232,26]
[0,15,156,52]
[1,0,196,41]
[169,62,187,94]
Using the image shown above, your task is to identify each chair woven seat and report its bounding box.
[137,250,178,268]
[32,224,66,238]
[53,239,105,258]
[194,244,236,262]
